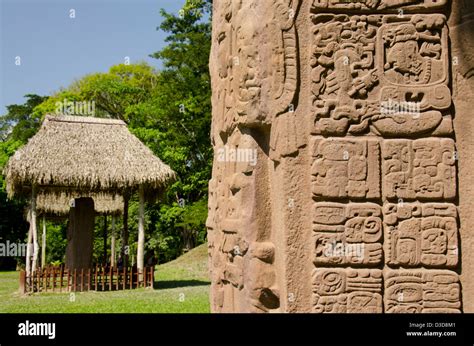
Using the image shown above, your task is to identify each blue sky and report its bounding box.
[0,0,186,114]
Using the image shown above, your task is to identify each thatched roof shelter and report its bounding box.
[5,115,175,199]
[4,115,176,277]
[36,192,123,217]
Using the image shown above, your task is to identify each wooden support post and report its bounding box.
[116,267,119,291]
[19,271,26,294]
[41,215,46,268]
[60,266,64,292]
[52,267,56,292]
[109,267,112,291]
[135,267,139,288]
[151,266,154,287]
[122,193,129,268]
[25,220,33,288]
[88,269,91,291]
[67,268,70,292]
[31,185,39,273]
[81,268,84,292]
[123,267,126,290]
[111,215,116,267]
[73,269,77,292]
[137,185,145,283]
[95,265,98,291]
[102,266,105,290]
[143,267,147,288]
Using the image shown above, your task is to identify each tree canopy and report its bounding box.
[0,0,213,267]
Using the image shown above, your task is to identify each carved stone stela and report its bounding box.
[209,0,473,312]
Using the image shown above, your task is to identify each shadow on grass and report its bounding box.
[154,280,210,290]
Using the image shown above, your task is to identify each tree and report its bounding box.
[0,0,214,266]
[0,94,48,269]
[143,0,212,259]
[73,63,159,123]
[0,94,48,143]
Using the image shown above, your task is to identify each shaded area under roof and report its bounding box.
[35,192,123,217]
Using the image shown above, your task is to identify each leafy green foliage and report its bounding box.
[0,94,48,143]
[0,95,49,269]
[0,0,213,267]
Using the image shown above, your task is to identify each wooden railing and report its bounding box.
[19,265,154,294]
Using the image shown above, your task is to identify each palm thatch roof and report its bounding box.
[36,192,123,216]
[4,115,175,199]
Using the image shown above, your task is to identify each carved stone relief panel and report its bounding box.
[382,138,456,201]
[313,268,383,313]
[385,270,461,313]
[209,0,471,314]
[310,13,453,137]
[311,138,381,199]
[384,203,458,268]
[313,202,383,266]
[312,0,448,12]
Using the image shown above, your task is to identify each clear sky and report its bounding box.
[0,0,186,115]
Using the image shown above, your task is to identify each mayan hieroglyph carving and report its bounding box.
[312,268,383,313]
[384,203,458,268]
[209,0,473,313]
[313,203,383,266]
[211,0,302,157]
[311,138,381,199]
[312,0,448,12]
[385,270,461,313]
[382,138,456,200]
[311,13,453,137]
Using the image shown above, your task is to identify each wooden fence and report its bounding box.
[19,265,154,294]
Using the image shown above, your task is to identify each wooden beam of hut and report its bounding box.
[31,185,39,272]
[41,215,46,268]
[36,192,123,217]
[25,212,33,280]
[122,194,129,268]
[137,185,145,279]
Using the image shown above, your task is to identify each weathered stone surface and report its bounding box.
[384,270,461,313]
[208,0,473,313]
[66,198,95,271]
[313,268,383,313]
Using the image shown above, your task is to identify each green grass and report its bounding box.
[0,244,210,313]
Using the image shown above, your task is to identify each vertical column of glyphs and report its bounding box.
[208,0,301,312]
[309,0,461,313]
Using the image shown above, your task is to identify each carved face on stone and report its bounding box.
[387,40,423,77]
[234,19,261,121]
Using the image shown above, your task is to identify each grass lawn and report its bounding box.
[0,244,210,313]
